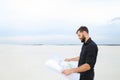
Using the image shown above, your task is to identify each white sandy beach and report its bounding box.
[0,44,120,80]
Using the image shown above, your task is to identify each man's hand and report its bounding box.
[64,58,72,62]
[62,69,74,76]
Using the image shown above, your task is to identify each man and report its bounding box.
[62,26,98,80]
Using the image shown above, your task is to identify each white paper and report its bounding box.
[45,55,80,80]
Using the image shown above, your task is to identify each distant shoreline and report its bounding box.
[23,44,120,46]
[0,43,120,46]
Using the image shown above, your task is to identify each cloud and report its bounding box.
[1,0,120,27]
[111,17,120,22]
[90,17,120,44]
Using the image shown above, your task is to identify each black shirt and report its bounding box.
[78,38,98,80]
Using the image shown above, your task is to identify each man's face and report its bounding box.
[77,31,86,43]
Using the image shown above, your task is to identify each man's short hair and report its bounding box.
[76,26,89,34]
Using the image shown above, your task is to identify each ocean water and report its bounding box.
[0,44,120,80]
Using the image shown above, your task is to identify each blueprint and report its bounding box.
[45,55,80,80]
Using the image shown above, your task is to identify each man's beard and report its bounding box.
[81,35,86,43]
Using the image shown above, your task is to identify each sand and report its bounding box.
[0,44,120,80]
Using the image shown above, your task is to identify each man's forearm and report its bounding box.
[72,63,91,73]
[70,56,80,61]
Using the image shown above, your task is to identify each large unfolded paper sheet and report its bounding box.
[45,55,80,80]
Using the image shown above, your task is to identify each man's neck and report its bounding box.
[85,36,90,43]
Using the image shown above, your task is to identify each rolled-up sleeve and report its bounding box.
[85,45,97,68]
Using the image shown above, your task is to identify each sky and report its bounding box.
[0,0,120,44]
